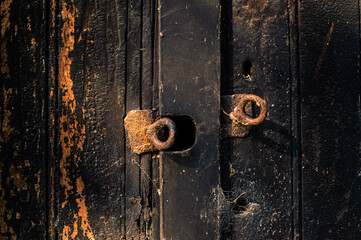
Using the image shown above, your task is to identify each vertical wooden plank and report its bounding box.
[288,0,302,239]
[125,0,141,239]
[158,0,221,239]
[221,0,293,238]
[140,0,155,239]
[219,2,233,238]
[47,0,58,238]
[57,0,126,238]
[298,0,361,238]
[0,0,47,239]
[152,1,161,239]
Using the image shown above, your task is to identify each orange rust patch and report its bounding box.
[124,110,156,154]
[30,38,36,48]
[70,217,78,239]
[34,170,41,200]
[59,0,76,209]
[9,165,28,191]
[26,16,31,31]
[63,225,71,240]
[52,0,56,27]
[59,0,94,238]
[0,0,12,77]
[76,177,95,239]
[1,87,14,143]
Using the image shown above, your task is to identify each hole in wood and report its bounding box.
[233,196,248,213]
[167,115,196,151]
[243,60,253,76]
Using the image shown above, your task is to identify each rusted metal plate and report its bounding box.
[124,110,177,154]
[124,110,156,154]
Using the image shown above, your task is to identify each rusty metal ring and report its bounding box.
[233,94,267,126]
[147,118,177,151]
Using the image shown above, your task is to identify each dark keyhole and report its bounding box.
[166,115,196,151]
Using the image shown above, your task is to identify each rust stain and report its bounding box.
[76,177,95,239]
[63,225,71,240]
[52,0,56,27]
[0,0,12,77]
[70,217,78,239]
[314,22,334,77]
[1,87,14,143]
[124,110,155,154]
[34,169,41,200]
[59,0,94,238]
[6,209,12,221]
[9,165,28,191]
[229,162,237,177]
[59,0,76,208]
[30,38,36,48]
[26,16,31,31]
[243,0,267,13]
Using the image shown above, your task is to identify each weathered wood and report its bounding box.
[298,0,361,238]
[0,0,47,239]
[56,0,126,238]
[140,0,155,239]
[1,0,361,239]
[125,0,142,239]
[288,0,302,238]
[158,0,221,239]
[47,0,58,238]
[220,0,293,238]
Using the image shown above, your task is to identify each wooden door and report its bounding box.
[1,0,360,239]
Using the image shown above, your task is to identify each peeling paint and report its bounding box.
[1,87,14,143]
[0,0,12,77]
[9,165,28,191]
[76,177,95,239]
[59,0,76,209]
[63,225,71,240]
[59,0,94,238]
[34,170,41,200]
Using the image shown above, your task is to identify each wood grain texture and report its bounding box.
[125,0,142,239]
[56,0,126,238]
[140,0,155,239]
[0,0,47,239]
[298,0,361,238]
